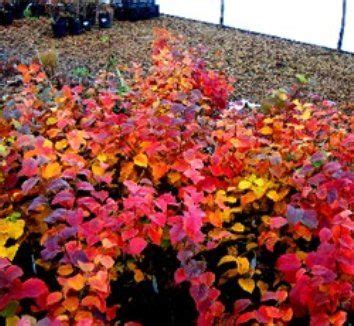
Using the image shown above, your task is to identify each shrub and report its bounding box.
[0,29,352,325]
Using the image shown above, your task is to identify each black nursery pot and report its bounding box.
[30,3,46,17]
[98,12,112,28]
[67,16,83,35]
[12,3,25,19]
[52,17,67,38]
[114,7,128,21]
[81,18,91,31]
[0,9,14,26]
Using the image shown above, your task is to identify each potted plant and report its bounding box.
[51,3,68,38]
[80,1,92,30]
[67,14,83,35]
[0,0,14,26]
[30,0,46,17]
[98,0,113,28]
[85,2,96,26]
[12,0,27,19]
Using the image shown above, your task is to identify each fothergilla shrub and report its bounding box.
[0,29,353,325]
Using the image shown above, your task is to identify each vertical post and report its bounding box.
[337,0,347,51]
[220,0,224,27]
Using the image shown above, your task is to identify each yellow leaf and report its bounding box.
[253,178,265,187]
[134,153,148,168]
[260,126,273,135]
[236,257,250,275]
[6,316,20,326]
[0,244,19,260]
[231,223,245,233]
[97,153,108,162]
[43,139,53,148]
[92,163,105,176]
[46,117,58,125]
[263,118,273,124]
[0,219,25,239]
[238,180,252,190]
[300,109,311,120]
[238,278,255,293]
[42,162,62,179]
[55,139,68,151]
[217,255,238,266]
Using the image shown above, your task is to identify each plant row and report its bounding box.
[0,29,353,325]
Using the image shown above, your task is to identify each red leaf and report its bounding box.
[19,158,39,177]
[174,268,187,284]
[277,254,301,283]
[19,278,48,299]
[128,237,147,255]
[269,216,288,229]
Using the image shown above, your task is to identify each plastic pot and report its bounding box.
[30,3,45,17]
[67,16,83,35]
[81,18,91,31]
[12,3,25,19]
[98,12,112,28]
[52,17,67,38]
[0,9,14,26]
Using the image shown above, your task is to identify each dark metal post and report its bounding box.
[220,0,224,27]
[337,0,347,51]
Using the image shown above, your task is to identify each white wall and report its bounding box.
[342,0,354,52]
[156,0,220,24]
[224,0,342,49]
[156,0,354,52]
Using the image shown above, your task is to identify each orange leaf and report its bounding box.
[63,296,79,312]
[134,269,145,283]
[42,162,62,179]
[92,163,105,176]
[17,64,29,74]
[67,273,85,291]
[82,295,104,312]
[58,264,74,276]
[241,192,257,206]
[46,292,63,305]
[259,126,273,135]
[151,161,169,182]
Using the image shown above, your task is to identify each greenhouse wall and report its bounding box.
[156,0,354,53]
[342,0,354,52]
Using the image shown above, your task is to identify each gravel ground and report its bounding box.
[0,16,353,103]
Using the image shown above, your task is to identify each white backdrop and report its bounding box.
[342,0,354,52]
[156,0,354,52]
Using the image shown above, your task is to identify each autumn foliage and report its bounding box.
[0,29,353,325]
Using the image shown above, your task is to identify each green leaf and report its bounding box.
[312,160,323,168]
[100,35,110,43]
[6,212,21,222]
[0,144,7,155]
[0,301,19,317]
[295,74,308,84]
